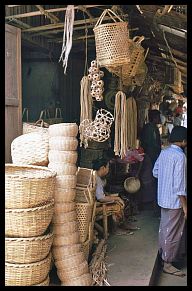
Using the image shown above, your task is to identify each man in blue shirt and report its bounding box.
[153,126,187,277]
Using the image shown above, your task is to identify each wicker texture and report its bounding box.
[80,239,90,261]
[52,244,82,258]
[23,119,49,134]
[53,221,78,235]
[55,175,77,189]
[93,9,130,67]
[53,232,80,246]
[5,199,54,237]
[48,150,78,164]
[76,202,92,243]
[54,252,85,270]
[48,123,78,137]
[49,137,78,151]
[11,132,49,166]
[33,275,50,286]
[57,260,89,281]
[5,164,56,209]
[54,202,76,213]
[52,210,77,224]
[5,231,53,263]
[5,252,51,286]
[54,188,76,203]
[61,273,92,286]
[48,162,77,175]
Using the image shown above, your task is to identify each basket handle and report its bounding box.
[94,8,123,28]
[55,107,63,118]
[22,108,29,121]
[34,119,49,128]
[132,36,145,45]
[39,109,47,120]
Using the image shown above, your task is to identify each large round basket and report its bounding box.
[54,188,76,203]
[57,260,89,281]
[5,252,51,286]
[53,221,78,235]
[52,244,82,258]
[5,164,56,209]
[11,132,49,166]
[49,137,78,151]
[54,252,85,270]
[124,177,141,194]
[76,202,92,243]
[48,123,78,137]
[48,150,78,164]
[52,210,77,224]
[48,162,77,175]
[5,199,54,237]
[93,9,130,68]
[5,230,53,264]
[53,232,80,246]
[33,275,50,286]
[54,202,76,213]
[61,273,92,286]
[55,175,77,189]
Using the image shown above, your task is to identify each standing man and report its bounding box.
[153,126,187,277]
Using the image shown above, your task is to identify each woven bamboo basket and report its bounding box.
[55,175,77,189]
[48,123,78,137]
[5,252,51,286]
[23,119,49,134]
[53,221,78,235]
[57,260,89,281]
[53,232,80,246]
[48,150,78,164]
[11,132,49,166]
[76,202,93,243]
[61,273,92,286]
[52,210,77,224]
[48,162,77,175]
[54,252,85,270]
[5,164,56,209]
[49,137,78,151]
[5,199,54,237]
[54,202,76,213]
[54,188,76,203]
[93,9,130,67]
[5,230,53,264]
[52,243,82,258]
[33,275,50,286]
[80,238,90,261]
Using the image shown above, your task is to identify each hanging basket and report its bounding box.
[93,9,130,67]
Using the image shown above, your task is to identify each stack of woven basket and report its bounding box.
[48,123,92,286]
[5,164,56,286]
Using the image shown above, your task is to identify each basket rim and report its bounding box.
[5,164,56,179]
[5,231,53,242]
[5,199,54,213]
[49,123,77,128]
[5,252,51,268]
[93,21,127,31]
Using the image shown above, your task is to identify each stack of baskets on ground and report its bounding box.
[48,123,92,286]
[5,164,56,286]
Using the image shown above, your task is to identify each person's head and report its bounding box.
[148,109,161,124]
[92,158,109,177]
[169,126,187,149]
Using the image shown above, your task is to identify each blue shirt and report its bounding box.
[95,175,106,201]
[153,145,187,209]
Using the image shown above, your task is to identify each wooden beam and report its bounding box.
[78,5,94,20]
[5,5,108,20]
[35,5,60,24]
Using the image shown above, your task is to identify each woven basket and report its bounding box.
[56,175,77,189]
[54,252,85,270]
[23,119,49,135]
[61,273,92,286]
[48,162,77,175]
[80,238,90,261]
[54,188,76,203]
[54,202,76,213]
[53,221,78,235]
[76,167,95,189]
[52,244,82,258]
[49,137,78,151]
[52,210,77,224]
[48,150,78,164]
[33,275,50,286]
[5,230,53,264]
[57,260,89,281]
[5,164,56,209]
[11,132,49,166]
[124,177,141,193]
[5,199,54,237]
[48,123,78,137]
[76,202,93,243]
[53,232,80,246]
[5,252,51,286]
[93,9,130,67]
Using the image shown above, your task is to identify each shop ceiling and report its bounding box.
[5,5,187,85]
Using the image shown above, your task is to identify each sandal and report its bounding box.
[163,263,186,277]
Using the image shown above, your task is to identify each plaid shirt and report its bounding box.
[153,145,187,209]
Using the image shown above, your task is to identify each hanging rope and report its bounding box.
[126,97,137,149]
[59,5,75,74]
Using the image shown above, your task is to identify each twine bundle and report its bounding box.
[126,97,137,149]
[114,91,128,158]
[59,5,75,74]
